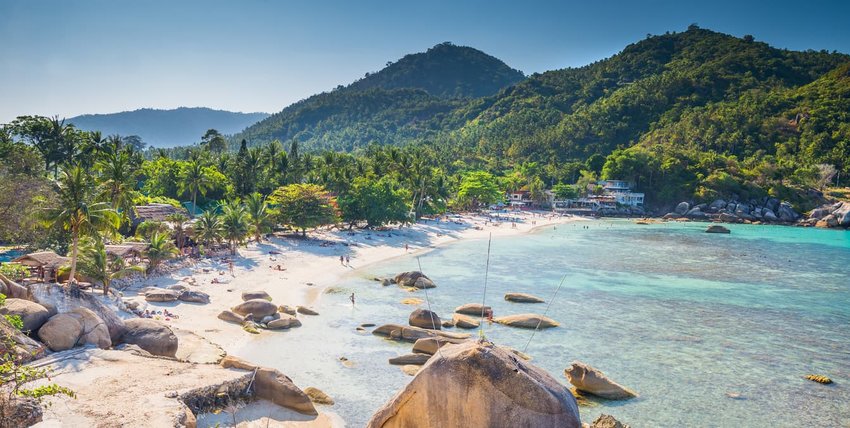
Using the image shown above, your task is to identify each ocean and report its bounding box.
[233,220,850,427]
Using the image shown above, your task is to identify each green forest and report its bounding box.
[1,27,848,256]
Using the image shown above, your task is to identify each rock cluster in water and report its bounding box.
[665,197,800,224]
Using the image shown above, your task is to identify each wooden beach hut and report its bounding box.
[12,251,69,283]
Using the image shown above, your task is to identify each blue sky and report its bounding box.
[1,0,848,123]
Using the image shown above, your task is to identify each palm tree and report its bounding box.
[179,156,211,216]
[165,213,189,252]
[220,201,250,255]
[42,165,120,284]
[145,232,178,273]
[244,193,271,242]
[69,237,144,295]
[96,147,140,224]
[193,210,222,252]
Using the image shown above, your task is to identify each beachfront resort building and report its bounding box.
[599,180,645,207]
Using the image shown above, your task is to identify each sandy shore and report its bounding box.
[122,211,584,351]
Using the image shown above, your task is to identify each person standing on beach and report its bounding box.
[229,261,234,276]
[345,255,350,265]
[405,243,409,252]
[340,255,344,265]
[350,293,355,306]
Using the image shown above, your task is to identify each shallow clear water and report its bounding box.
[235,221,850,427]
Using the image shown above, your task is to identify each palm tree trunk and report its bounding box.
[69,230,79,285]
[103,278,110,296]
[192,190,198,216]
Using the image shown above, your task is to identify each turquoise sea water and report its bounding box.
[235,221,850,427]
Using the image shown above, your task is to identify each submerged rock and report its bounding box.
[366,340,581,428]
[304,387,334,405]
[409,308,441,330]
[394,271,436,289]
[494,314,559,329]
[565,361,637,400]
[388,353,432,366]
[705,225,731,234]
[296,306,319,316]
[372,324,471,343]
[504,292,545,303]
[587,414,632,428]
[805,374,833,384]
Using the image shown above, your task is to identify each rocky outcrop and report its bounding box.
[0,315,46,362]
[394,271,436,289]
[504,292,545,303]
[411,337,467,355]
[0,273,29,299]
[674,202,690,215]
[0,396,43,428]
[409,308,441,330]
[219,356,317,415]
[673,197,802,224]
[278,305,297,316]
[494,314,559,329]
[30,283,126,343]
[178,290,210,304]
[38,314,83,351]
[232,299,278,318]
[808,201,850,228]
[0,298,49,332]
[144,288,180,302]
[366,340,581,428]
[452,313,480,329]
[564,361,637,400]
[454,303,490,316]
[705,225,731,234]
[121,318,179,357]
[241,290,272,301]
[372,324,471,343]
[38,309,111,351]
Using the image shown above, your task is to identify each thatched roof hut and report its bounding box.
[105,245,145,260]
[132,204,188,224]
[12,251,68,269]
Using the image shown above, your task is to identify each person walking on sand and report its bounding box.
[229,261,234,276]
[345,255,350,265]
[405,243,409,252]
[340,255,344,265]
[350,292,355,306]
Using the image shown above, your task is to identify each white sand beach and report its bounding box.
[123,212,586,354]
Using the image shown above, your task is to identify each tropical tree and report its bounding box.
[179,155,212,216]
[42,165,120,284]
[338,177,411,228]
[145,232,178,273]
[165,213,189,251]
[455,171,502,209]
[200,129,227,154]
[269,184,338,236]
[96,146,141,224]
[69,237,144,295]
[193,210,222,249]
[220,201,250,255]
[244,193,272,242]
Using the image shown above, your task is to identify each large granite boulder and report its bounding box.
[565,361,637,400]
[0,273,29,299]
[394,271,436,289]
[389,353,432,366]
[762,209,779,222]
[505,292,545,303]
[366,340,581,428]
[0,314,46,362]
[494,314,559,329]
[411,337,467,355]
[674,202,690,215]
[0,396,43,428]
[0,298,50,332]
[778,203,799,222]
[409,309,441,330]
[38,313,83,351]
[266,314,302,330]
[220,356,317,415]
[708,199,727,211]
[217,310,244,324]
[232,299,278,318]
[835,202,850,226]
[454,303,491,316]
[121,318,179,357]
[178,290,210,304]
[372,324,471,343]
[29,283,126,343]
[68,307,111,349]
[144,289,180,302]
[241,290,272,301]
[452,313,480,329]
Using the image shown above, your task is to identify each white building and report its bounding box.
[600,180,644,207]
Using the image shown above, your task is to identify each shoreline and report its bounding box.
[125,211,587,355]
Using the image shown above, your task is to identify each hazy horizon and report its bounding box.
[2,0,849,123]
